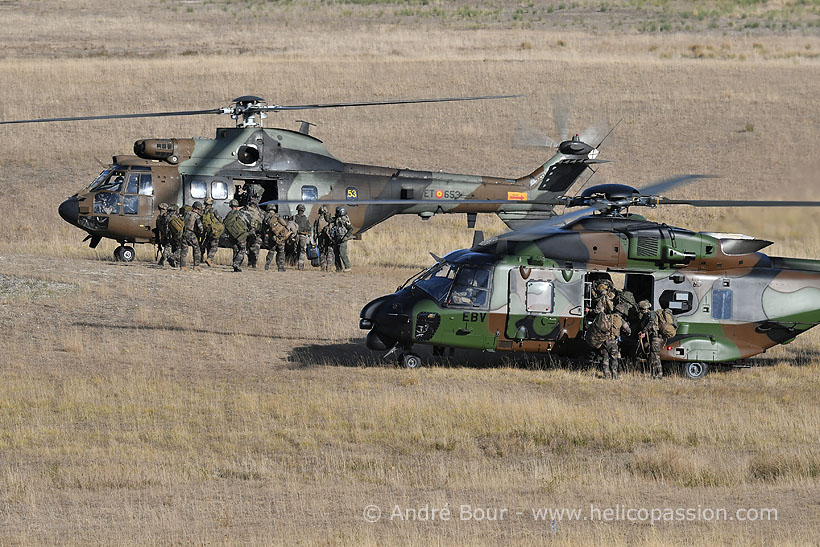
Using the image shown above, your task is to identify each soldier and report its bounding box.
[314,205,334,271]
[331,205,353,272]
[601,303,632,379]
[155,202,173,268]
[179,201,204,271]
[200,197,224,267]
[166,204,184,268]
[263,204,289,272]
[240,200,264,268]
[638,300,663,379]
[293,203,311,270]
[223,199,249,272]
[592,281,615,315]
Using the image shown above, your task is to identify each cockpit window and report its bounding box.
[89,166,115,190]
[93,170,126,193]
[125,173,139,195]
[447,266,491,309]
[411,262,456,303]
[138,174,153,196]
[93,192,120,214]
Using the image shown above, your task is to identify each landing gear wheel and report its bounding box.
[682,361,708,379]
[402,353,423,369]
[115,246,135,262]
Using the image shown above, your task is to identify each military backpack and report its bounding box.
[268,215,291,244]
[658,308,678,339]
[168,214,185,236]
[223,210,249,241]
[584,311,611,349]
[202,210,224,238]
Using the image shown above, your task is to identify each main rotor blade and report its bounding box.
[264,94,523,111]
[0,108,223,125]
[658,199,820,207]
[261,198,560,206]
[639,174,715,197]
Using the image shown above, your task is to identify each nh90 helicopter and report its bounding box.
[359,177,820,378]
[1,95,609,262]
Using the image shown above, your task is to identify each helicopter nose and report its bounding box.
[58,196,80,226]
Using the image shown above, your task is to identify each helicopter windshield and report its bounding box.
[89,168,127,192]
[410,262,457,303]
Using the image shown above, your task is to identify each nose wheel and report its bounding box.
[114,245,136,262]
[401,353,423,369]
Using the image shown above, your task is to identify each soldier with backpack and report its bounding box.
[240,201,264,269]
[314,205,333,271]
[638,300,677,379]
[602,303,632,379]
[263,204,291,272]
[200,197,224,267]
[179,201,204,271]
[166,204,184,268]
[223,199,249,272]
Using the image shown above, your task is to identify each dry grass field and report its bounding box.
[1,1,819,544]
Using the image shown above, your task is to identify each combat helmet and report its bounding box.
[335,205,347,217]
[158,202,168,211]
[296,204,306,212]
[229,199,240,207]
[265,203,278,212]
[204,197,214,205]
[638,300,652,311]
[192,201,203,211]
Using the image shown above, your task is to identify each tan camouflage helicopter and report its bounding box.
[359,176,820,378]
[1,94,610,262]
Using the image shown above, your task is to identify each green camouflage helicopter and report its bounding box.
[1,95,610,262]
[359,176,820,378]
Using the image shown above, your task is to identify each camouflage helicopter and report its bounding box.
[1,95,608,262]
[359,176,820,378]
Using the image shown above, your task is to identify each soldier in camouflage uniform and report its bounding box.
[179,201,204,271]
[293,203,311,270]
[241,201,264,269]
[263,204,289,272]
[314,205,333,271]
[331,205,353,272]
[166,204,183,268]
[600,303,632,379]
[638,300,663,379]
[155,202,174,268]
[223,199,249,272]
[200,197,223,267]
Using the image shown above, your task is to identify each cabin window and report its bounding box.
[139,174,153,196]
[122,195,138,215]
[526,280,554,314]
[712,289,733,320]
[190,180,207,199]
[448,266,491,309]
[93,192,120,214]
[211,180,228,200]
[659,290,694,315]
[301,185,319,201]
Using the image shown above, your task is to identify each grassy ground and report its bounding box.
[0,1,819,544]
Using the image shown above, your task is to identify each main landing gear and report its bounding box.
[114,245,135,262]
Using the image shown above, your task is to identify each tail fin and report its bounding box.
[516,136,608,195]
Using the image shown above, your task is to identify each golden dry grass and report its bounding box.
[0,1,819,544]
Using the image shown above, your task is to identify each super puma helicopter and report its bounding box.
[1,94,608,262]
[359,176,820,378]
